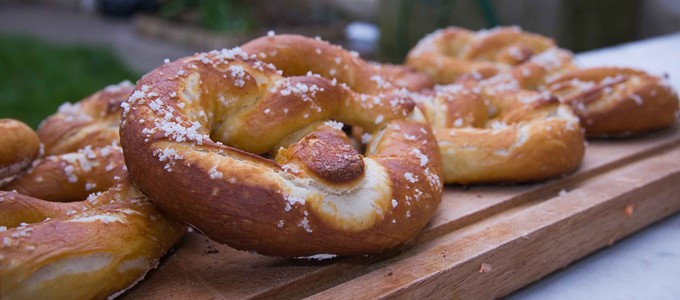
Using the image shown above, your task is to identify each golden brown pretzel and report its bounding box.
[545,67,679,137]
[4,81,132,201]
[120,46,443,257]
[37,80,134,156]
[0,179,185,300]
[409,82,585,184]
[0,119,41,180]
[242,33,433,93]
[3,145,127,202]
[406,26,571,84]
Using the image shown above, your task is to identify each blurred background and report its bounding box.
[1,0,679,127]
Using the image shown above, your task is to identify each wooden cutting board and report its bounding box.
[122,125,680,299]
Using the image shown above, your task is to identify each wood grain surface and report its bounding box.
[123,127,680,299]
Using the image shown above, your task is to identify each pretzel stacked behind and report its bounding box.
[0,84,184,300]
[2,145,127,202]
[120,46,443,257]
[411,83,585,184]
[407,27,680,137]
[3,81,133,200]
[405,26,575,84]
[37,81,134,155]
[545,67,679,137]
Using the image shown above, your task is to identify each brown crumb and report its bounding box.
[479,263,493,273]
[624,204,634,217]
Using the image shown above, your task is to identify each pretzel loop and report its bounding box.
[120,46,443,257]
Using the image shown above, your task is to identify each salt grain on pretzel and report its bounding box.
[120,46,443,257]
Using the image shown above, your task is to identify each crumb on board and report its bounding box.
[479,263,493,273]
[624,204,634,217]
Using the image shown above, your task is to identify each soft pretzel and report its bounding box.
[3,145,127,202]
[409,82,585,184]
[119,46,443,257]
[0,119,41,180]
[0,179,185,300]
[544,67,680,137]
[405,26,572,84]
[37,80,134,156]
[242,34,433,93]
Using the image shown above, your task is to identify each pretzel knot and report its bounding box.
[410,82,585,184]
[406,26,574,84]
[120,47,443,257]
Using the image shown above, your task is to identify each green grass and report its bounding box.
[0,34,140,128]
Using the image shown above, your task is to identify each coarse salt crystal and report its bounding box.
[404,172,418,183]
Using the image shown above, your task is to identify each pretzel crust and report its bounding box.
[120,47,443,257]
[0,119,41,179]
[546,67,679,137]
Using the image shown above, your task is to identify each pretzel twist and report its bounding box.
[120,46,443,257]
[0,85,184,299]
[0,119,41,180]
[545,67,680,137]
[406,26,573,84]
